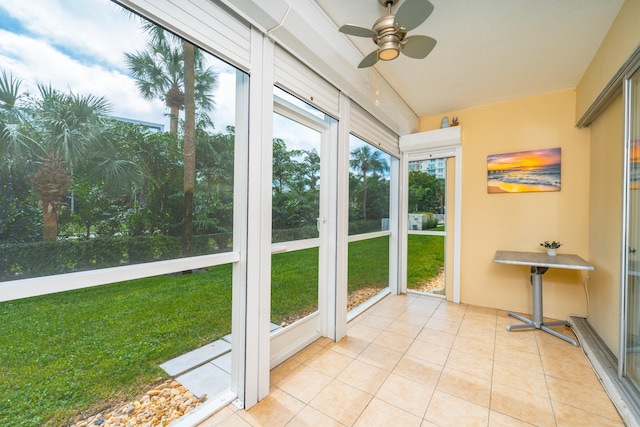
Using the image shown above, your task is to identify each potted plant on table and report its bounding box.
[540,240,561,256]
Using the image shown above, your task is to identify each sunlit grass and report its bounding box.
[407,234,445,289]
[271,248,319,323]
[348,236,390,292]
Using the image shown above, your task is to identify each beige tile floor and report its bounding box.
[199,293,624,426]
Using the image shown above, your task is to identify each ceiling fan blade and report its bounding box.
[394,0,434,32]
[339,24,377,38]
[358,50,379,68]
[401,35,437,59]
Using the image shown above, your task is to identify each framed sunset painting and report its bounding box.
[487,148,561,193]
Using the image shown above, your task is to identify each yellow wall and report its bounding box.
[419,90,591,319]
[576,0,640,121]
[587,94,624,354]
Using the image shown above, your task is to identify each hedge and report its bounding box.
[0,233,232,281]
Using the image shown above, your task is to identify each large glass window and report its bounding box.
[0,1,246,425]
[347,134,392,312]
[0,1,239,281]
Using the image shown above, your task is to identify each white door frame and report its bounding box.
[399,128,462,302]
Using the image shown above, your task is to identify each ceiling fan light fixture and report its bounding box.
[339,0,436,68]
[377,32,400,61]
[378,43,399,61]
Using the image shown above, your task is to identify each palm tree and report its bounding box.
[0,71,41,243]
[0,71,35,181]
[1,68,142,242]
[29,153,72,241]
[125,39,183,136]
[20,80,139,240]
[124,24,218,257]
[349,145,388,221]
[0,71,25,181]
[0,70,28,158]
[29,85,116,241]
[0,71,139,241]
[34,84,111,173]
[123,24,217,137]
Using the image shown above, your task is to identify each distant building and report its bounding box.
[111,116,165,133]
[408,159,446,179]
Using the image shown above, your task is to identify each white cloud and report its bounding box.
[0,0,238,132]
[0,0,145,69]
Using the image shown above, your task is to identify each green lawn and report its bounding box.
[0,235,443,426]
[348,234,444,291]
[348,236,390,292]
[271,248,319,323]
[407,234,445,289]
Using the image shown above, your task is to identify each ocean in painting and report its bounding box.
[488,164,561,193]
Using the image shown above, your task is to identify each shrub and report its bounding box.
[422,213,439,230]
[348,220,380,235]
[0,234,185,281]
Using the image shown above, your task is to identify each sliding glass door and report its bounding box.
[625,68,640,392]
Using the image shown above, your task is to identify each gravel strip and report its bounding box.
[413,269,445,294]
[70,379,204,427]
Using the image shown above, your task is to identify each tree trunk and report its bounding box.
[43,207,58,242]
[169,105,180,136]
[182,40,196,258]
[30,154,71,242]
[362,173,368,221]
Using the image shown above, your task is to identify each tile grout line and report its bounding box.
[535,324,560,427]
[492,310,500,425]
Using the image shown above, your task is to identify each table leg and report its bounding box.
[506,266,578,346]
[506,267,544,331]
[506,312,535,330]
[541,323,578,346]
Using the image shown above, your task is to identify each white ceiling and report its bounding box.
[314,0,624,117]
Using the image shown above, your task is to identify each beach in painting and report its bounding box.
[487,148,561,193]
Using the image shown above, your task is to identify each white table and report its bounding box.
[493,250,595,346]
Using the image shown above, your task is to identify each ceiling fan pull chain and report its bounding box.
[375,49,380,105]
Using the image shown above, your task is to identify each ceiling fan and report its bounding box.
[339,0,437,68]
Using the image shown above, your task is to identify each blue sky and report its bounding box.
[0,0,236,132]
